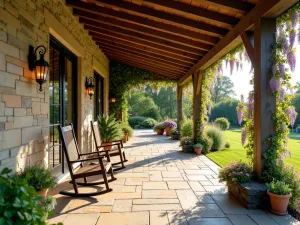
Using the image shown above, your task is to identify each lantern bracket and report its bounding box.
[28,45,47,71]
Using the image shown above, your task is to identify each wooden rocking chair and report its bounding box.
[91,121,128,171]
[58,124,116,197]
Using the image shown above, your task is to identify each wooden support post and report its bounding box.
[253,18,276,179]
[193,70,203,139]
[177,85,183,129]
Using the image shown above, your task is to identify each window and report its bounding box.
[94,71,104,120]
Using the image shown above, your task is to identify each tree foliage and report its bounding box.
[211,76,236,104]
[210,98,239,126]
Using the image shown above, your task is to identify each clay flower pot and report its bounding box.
[102,142,113,150]
[165,127,172,136]
[123,133,128,143]
[37,189,49,199]
[194,148,202,155]
[156,129,164,135]
[267,190,292,215]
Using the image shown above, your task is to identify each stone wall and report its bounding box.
[0,0,109,174]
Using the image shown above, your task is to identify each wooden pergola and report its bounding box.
[67,0,298,178]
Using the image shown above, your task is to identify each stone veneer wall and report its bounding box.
[0,0,109,173]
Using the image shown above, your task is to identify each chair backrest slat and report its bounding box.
[91,120,102,147]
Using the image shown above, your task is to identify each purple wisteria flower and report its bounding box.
[237,104,244,125]
[279,88,286,102]
[163,121,177,128]
[247,92,254,118]
[281,36,289,55]
[291,10,298,28]
[229,59,235,75]
[278,63,285,77]
[241,128,247,146]
[289,29,296,48]
[287,50,296,72]
[225,59,229,68]
[236,61,240,72]
[269,76,281,93]
[285,107,297,127]
[217,65,223,74]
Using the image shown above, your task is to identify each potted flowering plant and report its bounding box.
[171,129,180,140]
[163,120,177,136]
[193,143,203,155]
[180,137,193,153]
[153,122,165,135]
[219,161,252,185]
[266,180,292,215]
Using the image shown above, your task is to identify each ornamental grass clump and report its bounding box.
[180,119,193,137]
[140,118,157,128]
[153,122,165,131]
[206,125,225,151]
[219,161,252,185]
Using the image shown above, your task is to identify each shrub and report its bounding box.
[122,123,134,137]
[180,137,193,146]
[214,117,230,131]
[198,135,213,154]
[206,125,225,151]
[210,98,239,126]
[141,107,162,121]
[163,120,177,128]
[98,114,123,142]
[225,142,231,148]
[0,168,48,224]
[140,118,157,128]
[153,122,165,131]
[128,116,147,128]
[134,125,143,129]
[180,119,193,137]
[219,161,252,184]
[17,165,56,191]
[266,180,292,195]
[171,129,180,135]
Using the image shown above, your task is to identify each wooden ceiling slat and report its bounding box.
[99,45,193,68]
[94,37,199,63]
[79,17,215,50]
[68,0,228,36]
[88,30,203,58]
[70,5,220,44]
[96,41,193,68]
[100,49,188,73]
[142,0,239,26]
[194,0,255,14]
[85,24,210,54]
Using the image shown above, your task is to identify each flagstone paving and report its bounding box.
[49,129,300,225]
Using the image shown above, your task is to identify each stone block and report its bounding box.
[6,56,28,69]
[0,86,15,95]
[3,129,21,149]
[5,122,13,130]
[27,0,36,10]
[21,126,42,144]
[0,52,6,71]
[19,7,39,27]
[0,149,9,160]
[21,96,32,108]
[16,80,37,97]
[0,30,7,42]
[40,103,48,114]
[0,8,21,30]
[7,34,28,51]
[0,102,4,116]
[32,101,41,114]
[7,116,13,122]
[4,1,18,18]
[2,94,21,107]
[0,71,19,88]
[14,108,26,116]
[0,41,19,59]
[5,108,13,116]
[7,24,17,37]
[24,68,34,79]
[13,116,33,128]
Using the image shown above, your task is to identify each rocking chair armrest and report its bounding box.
[70,156,104,163]
[99,143,120,148]
[79,151,101,157]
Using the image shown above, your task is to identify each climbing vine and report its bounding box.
[109,61,175,122]
[263,4,299,182]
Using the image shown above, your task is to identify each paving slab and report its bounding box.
[167,181,191,190]
[188,218,233,225]
[150,211,169,225]
[227,215,257,225]
[142,190,177,199]
[97,212,149,225]
[63,213,100,225]
[112,199,132,212]
[143,181,168,190]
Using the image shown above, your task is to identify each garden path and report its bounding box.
[49,130,299,225]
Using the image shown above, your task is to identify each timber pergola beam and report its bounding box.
[178,0,297,86]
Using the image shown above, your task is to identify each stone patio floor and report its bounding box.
[49,130,300,225]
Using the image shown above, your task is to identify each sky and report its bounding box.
[223,47,300,99]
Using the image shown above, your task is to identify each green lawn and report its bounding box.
[207,129,300,172]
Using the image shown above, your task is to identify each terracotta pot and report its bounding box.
[156,129,164,135]
[37,189,49,199]
[102,142,113,150]
[123,134,128,143]
[165,127,172,136]
[195,148,202,155]
[267,190,291,215]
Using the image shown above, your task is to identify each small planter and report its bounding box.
[37,188,49,199]
[194,147,202,155]
[102,142,112,150]
[165,127,172,136]
[156,129,164,135]
[267,190,292,215]
[182,145,194,153]
[171,134,180,140]
[123,133,128,143]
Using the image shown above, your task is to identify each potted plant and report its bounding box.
[163,120,177,136]
[122,123,133,143]
[98,114,123,150]
[153,122,165,135]
[266,180,292,215]
[17,165,56,199]
[180,137,193,153]
[171,129,180,140]
[194,143,203,155]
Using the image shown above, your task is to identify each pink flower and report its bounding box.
[232,178,236,181]
[228,173,232,177]
[246,174,249,177]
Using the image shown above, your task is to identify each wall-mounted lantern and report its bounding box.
[85,77,95,100]
[110,97,116,103]
[28,45,49,91]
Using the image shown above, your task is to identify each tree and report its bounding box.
[296,81,300,93]
[210,98,239,126]
[211,76,236,104]
[128,92,159,118]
